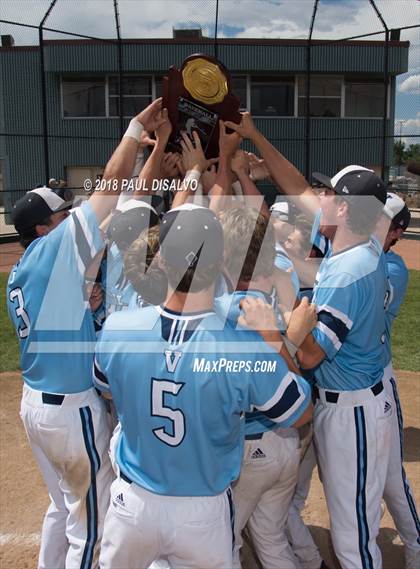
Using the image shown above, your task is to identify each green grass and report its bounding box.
[0,270,419,374]
[0,273,20,372]
[391,269,420,372]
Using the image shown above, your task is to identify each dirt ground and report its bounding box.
[0,371,418,569]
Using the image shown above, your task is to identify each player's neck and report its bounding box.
[332,226,370,255]
[163,286,215,314]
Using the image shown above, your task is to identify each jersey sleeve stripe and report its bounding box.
[254,371,295,412]
[317,310,350,344]
[316,321,342,351]
[259,380,301,420]
[73,207,97,258]
[316,304,353,329]
[93,358,109,389]
[70,212,95,272]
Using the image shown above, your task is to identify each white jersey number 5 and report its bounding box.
[151,379,186,447]
[9,287,30,338]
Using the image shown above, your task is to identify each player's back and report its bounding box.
[7,202,103,393]
[94,304,299,497]
[384,250,409,364]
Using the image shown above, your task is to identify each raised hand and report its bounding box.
[224,112,257,140]
[247,152,270,181]
[218,120,242,160]
[180,131,207,173]
[286,297,317,347]
[238,297,277,331]
[136,98,167,132]
[231,150,250,176]
[155,109,172,143]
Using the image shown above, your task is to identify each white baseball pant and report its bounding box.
[382,363,420,569]
[99,476,235,569]
[286,439,323,569]
[314,383,392,569]
[232,428,301,569]
[20,384,113,569]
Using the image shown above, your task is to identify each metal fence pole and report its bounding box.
[113,0,124,139]
[369,0,390,180]
[305,0,319,181]
[39,0,59,186]
[214,0,219,60]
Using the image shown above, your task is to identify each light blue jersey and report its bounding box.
[214,290,311,437]
[274,243,300,296]
[104,243,138,314]
[94,305,309,496]
[312,238,389,391]
[310,209,331,258]
[384,250,409,365]
[7,202,104,393]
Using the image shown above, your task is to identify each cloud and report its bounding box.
[398,75,420,95]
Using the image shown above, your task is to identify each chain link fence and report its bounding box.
[0,0,419,239]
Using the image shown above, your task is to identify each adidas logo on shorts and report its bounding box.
[384,401,392,414]
[114,493,125,507]
[251,448,266,459]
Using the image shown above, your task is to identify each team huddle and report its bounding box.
[7,98,419,569]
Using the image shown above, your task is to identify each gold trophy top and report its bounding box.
[182,57,228,105]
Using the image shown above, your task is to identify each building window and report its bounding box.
[251,76,294,116]
[108,76,152,117]
[298,76,341,117]
[231,76,247,111]
[345,81,386,117]
[62,77,106,117]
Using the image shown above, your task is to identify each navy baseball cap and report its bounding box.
[159,204,224,270]
[12,186,74,235]
[312,165,387,205]
[108,199,159,250]
[384,192,411,230]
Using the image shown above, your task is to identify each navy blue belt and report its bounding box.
[313,380,383,403]
[245,432,264,441]
[41,388,102,405]
[120,471,133,485]
[42,393,65,405]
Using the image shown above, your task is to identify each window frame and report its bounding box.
[344,79,390,119]
[250,75,296,118]
[297,75,343,119]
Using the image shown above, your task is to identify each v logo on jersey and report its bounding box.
[165,350,182,373]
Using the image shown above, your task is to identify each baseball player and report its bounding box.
[381,193,420,569]
[93,204,313,569]
[104,199,159,314]
[296,167,393,569]
[214,206,315,569]
[7,98,167,568]
[226,113,401,569]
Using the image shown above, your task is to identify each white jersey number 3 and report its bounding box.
[151,379,186,447]
[9,288,30,338]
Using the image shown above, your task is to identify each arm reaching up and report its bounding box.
[225,113,319,219]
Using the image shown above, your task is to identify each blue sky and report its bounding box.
[0,0,418,142]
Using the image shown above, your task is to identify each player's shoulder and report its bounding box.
[386,250,409,286]
[386,249,408,273]
[322,238,384,286]
[102,304,160,333]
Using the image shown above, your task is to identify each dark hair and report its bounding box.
[19,215,53,248]
[124,226,168,305]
